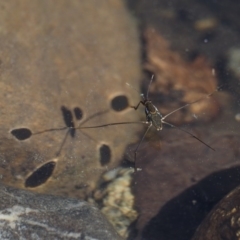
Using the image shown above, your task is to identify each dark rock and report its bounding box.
[192,185,240,240]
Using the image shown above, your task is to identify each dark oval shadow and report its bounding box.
[74,107,83,120]
[61,105,75,137]
[99,144,111,166]
[25,161,56,188]
[111,95,129,112]
[11,128,32,140]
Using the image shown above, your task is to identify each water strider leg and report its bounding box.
[55,130,69,156]
[162,89,218,121]
[130,101,145,110]
[77,121,148,130]
[134,122,152,172]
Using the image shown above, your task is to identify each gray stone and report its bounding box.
[0,184,122,240]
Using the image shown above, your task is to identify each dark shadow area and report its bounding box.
[74,107,83,120]
[25,161,56,188]
[61,105,75,137]
[176,8,194,22]
[99,144,111,166]
[214,55,231,85]
[198,31,216,44]
[111,95,129,112]
[11,128,32,140]
[142,166,240,240]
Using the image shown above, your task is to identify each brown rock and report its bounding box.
[0,0,142,198]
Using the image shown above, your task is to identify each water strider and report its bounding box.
[19,75,219,170]
[77,75,219,170]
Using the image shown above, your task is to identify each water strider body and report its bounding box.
[137,98,163,131]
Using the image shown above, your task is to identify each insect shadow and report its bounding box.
[10,107,109,188]
[76,75,220,171]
